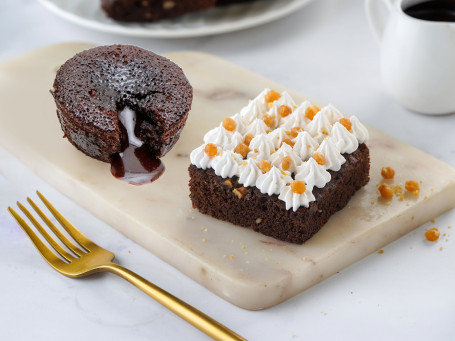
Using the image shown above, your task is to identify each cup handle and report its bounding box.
[365,0,394,41]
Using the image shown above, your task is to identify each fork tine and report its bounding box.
[8,206,68,269]
[17,201,75,262]
[36,191,94,251]
[27,197,85,258]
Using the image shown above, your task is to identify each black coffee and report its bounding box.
[404,0,455,22]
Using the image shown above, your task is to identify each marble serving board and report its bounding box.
[1,43,455,310]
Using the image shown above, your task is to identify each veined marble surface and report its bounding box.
[1,1,455,340]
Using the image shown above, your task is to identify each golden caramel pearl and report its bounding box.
[234,143,249,158]
[312,152,326,166]
[265,90,281,103]
[204,143,217,157]
[305,105,320,120]
[281,156,292,171]
[281,138,294,147]
[244,133,254,146]
[425,227,440,242]
[290,126,304,138]
[339,117,352,131]
[258,160,271,174]
[222,118,236,131]
[291,180,306,194]
[378,184,394,199]
[278,105,292,118]
[262,114,276,128]
[405,180,420,192]
[381,167,395,180]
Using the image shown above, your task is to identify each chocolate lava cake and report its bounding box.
[188,89,370,244]
[52,45,193,163]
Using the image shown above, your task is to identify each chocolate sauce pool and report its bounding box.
[404,0,455,22]
[110,144,165,185]
[110,107,165,185]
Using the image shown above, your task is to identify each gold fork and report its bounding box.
[8,191,246,341]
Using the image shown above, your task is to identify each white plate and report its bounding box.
[39,0,314,38]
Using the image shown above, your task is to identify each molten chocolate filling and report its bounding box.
[110,107,165,185]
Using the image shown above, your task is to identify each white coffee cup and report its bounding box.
[365,0,455,115]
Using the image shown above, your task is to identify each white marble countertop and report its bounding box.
[1,0,454,340]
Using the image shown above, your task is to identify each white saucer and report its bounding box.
[39,0,314,38]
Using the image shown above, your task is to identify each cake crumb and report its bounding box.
[229,255,234,259]
[385,201,391,205]
[255,218,262,224]
[184,244,188,249]
[302,256,307,261]
[449,226,452,229]
[431,219,436,223]
[265,257,269,261]
[425,227,440,241]
[379,249,384,254]
[371,200,375,204]
[440,246,444,251]
[241,245,246,250]
[202,238,206,242]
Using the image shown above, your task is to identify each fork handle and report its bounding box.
[101,263,246,341]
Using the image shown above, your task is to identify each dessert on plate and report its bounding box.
[101,0,216,22]
[51,44,193,184]
[189,89,370,243]
[100,0,259,22]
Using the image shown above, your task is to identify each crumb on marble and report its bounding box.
[440,246,444,251]
[431,219,436,223]
[244,251,248,255]
[202,237,206,242]
[379,249,384,254]
[371,199,375,204]
[229,255,234,259]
